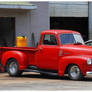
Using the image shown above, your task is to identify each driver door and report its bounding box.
[38,34,60,70]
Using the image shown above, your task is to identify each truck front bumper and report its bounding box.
[86,71,92,76]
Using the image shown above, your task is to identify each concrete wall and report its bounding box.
[29,2,50,46]
[50,2,88,17]
[0,2,49,47]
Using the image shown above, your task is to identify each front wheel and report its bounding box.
[7,59,22,77]
[68,65,83,80]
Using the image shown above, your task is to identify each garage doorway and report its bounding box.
[50,17,88,41]
[0,17,15,47]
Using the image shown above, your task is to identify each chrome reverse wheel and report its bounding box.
[9,61,18,75]
[7,59,22,77]
[68,65,83,80]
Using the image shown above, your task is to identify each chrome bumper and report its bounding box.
[86,72,92,76]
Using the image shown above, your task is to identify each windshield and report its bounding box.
[59,33,84,45]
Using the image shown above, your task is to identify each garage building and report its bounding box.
[49,2,88,41]
[0,2,49,47]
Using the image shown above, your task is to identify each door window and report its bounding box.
[43,34,57,45]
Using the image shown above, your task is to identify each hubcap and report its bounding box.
[9,62,17,74]
[70,66,80,78]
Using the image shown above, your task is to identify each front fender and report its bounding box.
[1,51,27,70]
[58,56,87,76]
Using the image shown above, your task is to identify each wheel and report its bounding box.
[68,65,83,80]
[7,59,22,77]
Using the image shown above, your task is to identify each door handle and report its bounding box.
[39,47,43,50]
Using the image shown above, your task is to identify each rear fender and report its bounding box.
[58,56,87,76]
[1,51,27,70]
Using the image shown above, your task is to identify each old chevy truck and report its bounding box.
[0,30,92,80]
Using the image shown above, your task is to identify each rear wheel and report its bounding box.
[68,65,83,80]
[7,59,22,77]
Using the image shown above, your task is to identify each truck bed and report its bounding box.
[0,47,38,52]
[0,47,38,67]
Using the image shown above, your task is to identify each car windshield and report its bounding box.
[59,33,84,45]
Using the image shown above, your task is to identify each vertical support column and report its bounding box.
[89,2,92,39]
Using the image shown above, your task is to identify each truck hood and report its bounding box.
[61,44,92,56]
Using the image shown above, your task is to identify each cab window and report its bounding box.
[43,34,57,45]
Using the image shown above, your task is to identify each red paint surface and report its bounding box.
[0,30,92,76]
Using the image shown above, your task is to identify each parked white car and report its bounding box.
[85,40,92,46]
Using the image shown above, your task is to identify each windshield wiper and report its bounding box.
[74,41,83,45]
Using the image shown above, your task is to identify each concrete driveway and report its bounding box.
[0,72,92,90]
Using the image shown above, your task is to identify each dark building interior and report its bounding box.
[50,17,88,41]
[0,17,15,47]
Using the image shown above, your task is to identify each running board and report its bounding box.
[24,69,58,76]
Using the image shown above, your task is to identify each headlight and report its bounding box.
[87,58,92,65]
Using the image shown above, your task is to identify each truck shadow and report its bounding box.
[19,73,69,80]
[18,73,92,82]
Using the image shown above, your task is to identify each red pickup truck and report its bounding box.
[0,30,92,80]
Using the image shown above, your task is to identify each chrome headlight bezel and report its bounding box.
[87,58,92,65]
